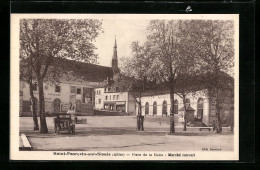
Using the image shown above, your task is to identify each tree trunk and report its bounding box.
[215,90,222,133]
[183,114,187,131]
[29,82,39,131]
[137,115,140,130]
[37,78,48,133]
[183,98,187,131]
[140,115,144,131]
[137,101,144,131]
[169,88,175,133]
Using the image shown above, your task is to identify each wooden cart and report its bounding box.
[53,114,75,134]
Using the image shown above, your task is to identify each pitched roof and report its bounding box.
[140,72,234,97]
[51,58,113,82]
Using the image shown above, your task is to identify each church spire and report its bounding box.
[113,36,117,59]
[114,36,117,48]
[112,36,119,74]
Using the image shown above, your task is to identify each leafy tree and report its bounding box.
[173,21,205,131]
[121,41,154,131]
[187,20,234,133]
[20,19,102,133]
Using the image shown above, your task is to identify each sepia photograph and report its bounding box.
[10,14,239,160]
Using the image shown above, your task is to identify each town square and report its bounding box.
[20,116,234,151]
[10,14,239,160]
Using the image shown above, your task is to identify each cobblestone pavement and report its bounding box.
[20,116,234,151]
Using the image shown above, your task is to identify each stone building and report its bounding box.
[136,80,234,127]
[20,60,113,116]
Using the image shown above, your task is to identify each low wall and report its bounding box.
[93,110,127,116]
[20,111,93,117]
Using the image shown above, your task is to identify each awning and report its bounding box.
[116,101,126,105]
[104,101,116,104]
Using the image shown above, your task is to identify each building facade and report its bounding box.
[20,61,113,116]
[94,38,136,115]
[94,88,136,115]
[136,89,234,127]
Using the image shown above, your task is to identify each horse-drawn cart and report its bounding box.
[53,113,75,134]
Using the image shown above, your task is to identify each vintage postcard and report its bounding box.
[10,14,239,160]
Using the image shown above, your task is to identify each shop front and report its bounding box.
[104,101,126,112]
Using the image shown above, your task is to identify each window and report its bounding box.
[162,101,167,115]
[77,88,81,94]
[32,83,37,91]
[109,95,111,100]
[99,99,101,104]
[105,96,108,100]
[55,85,61,93]
[113,95,115,100]
[197,98,204,120]
[71,86,76,93]
[116,87,119,92]
[145,102,149,115]
[117,95,119,100]
[153,102,157,115]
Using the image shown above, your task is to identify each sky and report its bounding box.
[94,19,149,67]
[12,13,238,69]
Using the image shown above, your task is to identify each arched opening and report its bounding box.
[174,100,178,114]
[145,102,149,115]
[53,98,61,113]
[197,98,204,121]
[162,101,167,116]
[153,101,157,115]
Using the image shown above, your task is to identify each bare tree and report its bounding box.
[20,19,102,133]
[121,41,154,131]
[146,20,186,133]
[174,21,204,131]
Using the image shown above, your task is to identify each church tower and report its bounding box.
[112,37,120,74]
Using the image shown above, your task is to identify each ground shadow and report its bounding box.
[20,126,233,139]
